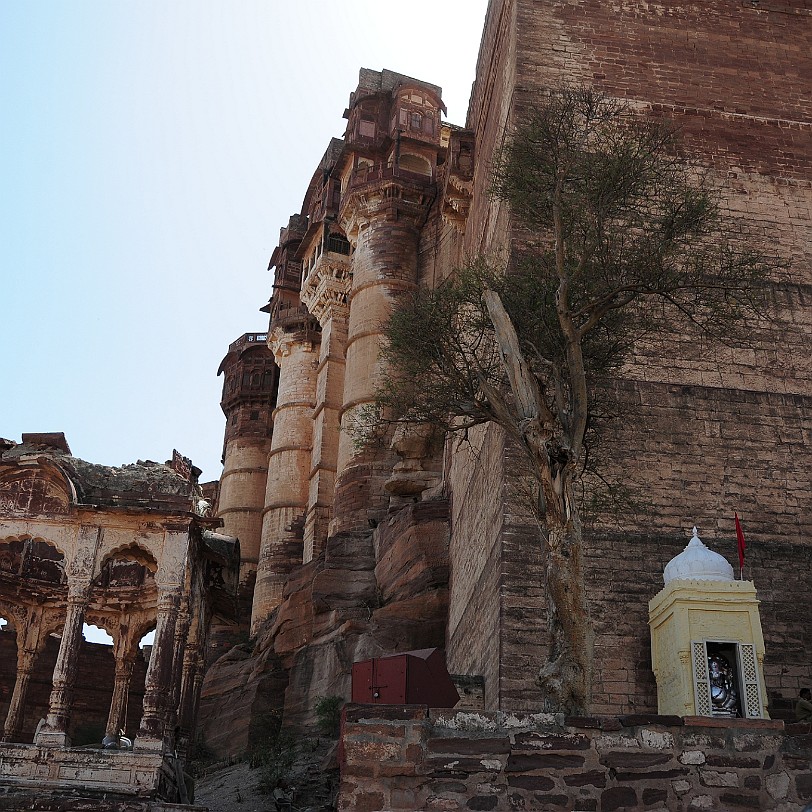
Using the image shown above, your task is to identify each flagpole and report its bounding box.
[735,513,746,582]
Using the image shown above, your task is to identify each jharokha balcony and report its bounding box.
[268,302,320,341]
[300,234,352,324]
[343,160,434,196]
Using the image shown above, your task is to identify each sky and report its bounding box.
[1,1,490,483]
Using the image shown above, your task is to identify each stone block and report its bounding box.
[699,768,740,787]
[506,775,555,791]
[765,771,790,800]
[562,770,606,788]
[600,751,672,768]
[513,732,591,750]
[600,786,637,811]
[718,793,761,809]
[427,738,511,756]
[505,752,585,771]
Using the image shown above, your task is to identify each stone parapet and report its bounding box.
[0,742,185,803]
[338,706,812,811]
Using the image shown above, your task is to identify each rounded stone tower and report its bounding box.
[216,333,278,609]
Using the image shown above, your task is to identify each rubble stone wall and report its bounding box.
[338,705,812,811]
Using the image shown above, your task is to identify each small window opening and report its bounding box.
[326,233,351,255]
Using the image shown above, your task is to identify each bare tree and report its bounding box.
[371,88,781,712]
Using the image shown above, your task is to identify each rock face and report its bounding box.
[199,499,450,756]
[197,644,288,758]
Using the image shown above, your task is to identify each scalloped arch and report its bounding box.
[100,541,158,572]
[0,599,24,631]
[0,534,67,559]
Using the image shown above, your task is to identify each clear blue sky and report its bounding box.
[1,1,489,482]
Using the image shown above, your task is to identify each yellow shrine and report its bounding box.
[649,528,768,719]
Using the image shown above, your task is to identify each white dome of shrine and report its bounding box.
[663,527,735,585]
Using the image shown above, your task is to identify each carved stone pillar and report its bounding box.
[37,525,101,747]
[137,589,181,748]
[331,185,429,533]
[165,600,191,738]
[2,607,44,743]
[252,324,319,632]
[105,619,141,737]
[300,255,350,560]
[176,623,205,755]
[106,656,135,737]
[2,657,34,743]
[36,582,91,747]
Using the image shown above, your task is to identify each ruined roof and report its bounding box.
[1,438,200,512]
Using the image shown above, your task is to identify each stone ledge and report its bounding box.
[619,714,684,727]
[683,716,784,730]
[343,704,428,723]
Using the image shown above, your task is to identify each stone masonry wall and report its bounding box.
[339,705,812,811]
[446,425,506,711]
[447,0,812,714]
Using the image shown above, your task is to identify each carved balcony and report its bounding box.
[300,249,352,325]
[267,302,319,343]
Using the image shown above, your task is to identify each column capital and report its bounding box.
[269,323,320,361]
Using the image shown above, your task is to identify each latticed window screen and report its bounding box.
[737,642,764,718]
[691,640,712,715]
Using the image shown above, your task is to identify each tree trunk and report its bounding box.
[486,287,594,713]
[536,505,593,714]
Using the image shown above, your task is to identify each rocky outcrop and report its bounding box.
[197,644,288,758]
[199,498,451,756]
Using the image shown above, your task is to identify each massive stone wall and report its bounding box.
[445,0,812,714]
[446,427,507,710]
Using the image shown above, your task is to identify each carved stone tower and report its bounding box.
[253,216,320,630]
[243,71,451,632]
[217,333,277,607]
[332,69,446,534]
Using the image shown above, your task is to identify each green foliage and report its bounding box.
[248,713,297,795]
[314,695,344,738]
[491,88,777,345]
[374,87,781,495]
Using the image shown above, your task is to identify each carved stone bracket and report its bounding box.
[440,128,474,233]
[301,254,351,326]
[441,174,473,232]
[269,324,319,361]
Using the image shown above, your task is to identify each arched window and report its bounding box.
[398,153,432,177]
